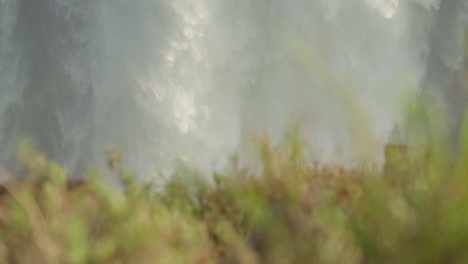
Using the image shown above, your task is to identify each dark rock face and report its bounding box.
[3,0,98,176]
[392,0,468,153]
[0,0,177,178]
[419,0,468,149]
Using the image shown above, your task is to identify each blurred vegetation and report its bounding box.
[0,119,468,264]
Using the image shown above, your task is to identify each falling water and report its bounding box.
[0,0,467,178]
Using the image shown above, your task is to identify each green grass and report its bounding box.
[1,121,468,264]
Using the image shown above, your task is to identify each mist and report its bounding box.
[0,0,466,178]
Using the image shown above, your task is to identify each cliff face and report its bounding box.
[420,0,468,151]
[389,0,468,152]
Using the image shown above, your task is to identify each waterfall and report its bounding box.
[0,0,466,178]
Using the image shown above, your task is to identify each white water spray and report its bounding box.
[0,0,466,178]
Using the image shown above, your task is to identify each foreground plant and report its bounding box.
[0,128,468,263]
